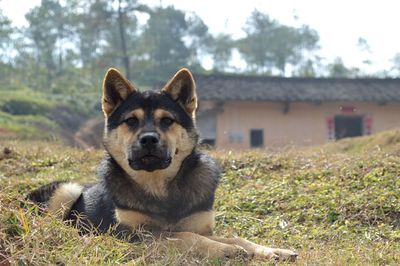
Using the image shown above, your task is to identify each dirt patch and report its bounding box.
[48,106,89,146]
[74,116,104,149]
[0,128,16,138]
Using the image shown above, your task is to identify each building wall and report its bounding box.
[196,100,219,142]
[197,111,217,140]
[215,101,400,150]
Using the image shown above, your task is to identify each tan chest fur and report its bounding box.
[115,208,215,236]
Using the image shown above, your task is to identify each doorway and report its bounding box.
[334,115,363,139]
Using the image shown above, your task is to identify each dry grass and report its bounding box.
[1,130,400,265]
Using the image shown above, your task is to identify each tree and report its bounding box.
[326,57,361,78]
[294,59,317,77]
[136,6,208,84]
[66,0,149,80]
[25,0,75,84]
[0,8,13,86]
[238,10,319,75]
[185,12,210,69]
[0,8,12,61]
[357,37,373,70]
[113,0,150,79]
[357,37,371,53]
[206,33,235,72]
[70,0,111,69]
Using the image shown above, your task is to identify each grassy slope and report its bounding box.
[0,90,58,139]
[0,89,93,141]
[0,130,399,265]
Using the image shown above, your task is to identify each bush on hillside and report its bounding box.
[0,90,54,116]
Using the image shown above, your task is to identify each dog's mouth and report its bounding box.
[128,153,172,172]
[140,155,163,164]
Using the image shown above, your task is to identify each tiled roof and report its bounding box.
[194,74,400,102]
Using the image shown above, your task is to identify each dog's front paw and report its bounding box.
[256,247,298,261]
[217,244,250,259]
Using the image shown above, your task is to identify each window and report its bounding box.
[334,115,363,139]
[250,129,264,148]
[229,131,244,143]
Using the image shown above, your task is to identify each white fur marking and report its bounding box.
[47,183,83,219]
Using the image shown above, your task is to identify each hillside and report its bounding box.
[0,89,96,145]
[0,131,399,265]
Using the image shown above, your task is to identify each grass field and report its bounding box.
[0,130,399,265]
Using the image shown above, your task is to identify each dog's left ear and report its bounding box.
[162,68,197,116]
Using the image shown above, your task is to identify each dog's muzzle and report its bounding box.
[128,132,172,172]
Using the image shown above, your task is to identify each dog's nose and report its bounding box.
[139,132,160,147]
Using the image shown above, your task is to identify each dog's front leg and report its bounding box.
[207,236,297,261]
[163,232,249,259]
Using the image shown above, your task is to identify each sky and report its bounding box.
[1,0,400,74]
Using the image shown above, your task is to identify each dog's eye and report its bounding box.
[125,117,139,128]
[160,117,174,127]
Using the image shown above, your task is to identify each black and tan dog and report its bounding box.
[28,68,297,261]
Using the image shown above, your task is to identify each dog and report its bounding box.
[28,68,297,261]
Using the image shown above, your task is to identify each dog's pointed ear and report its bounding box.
[102,68,136,117]
[162,68,197,116]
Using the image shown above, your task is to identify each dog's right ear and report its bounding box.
[102,68,136,117]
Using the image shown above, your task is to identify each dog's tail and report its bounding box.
[28,181,83,219]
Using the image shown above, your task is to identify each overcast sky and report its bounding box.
[1,0,400,74]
